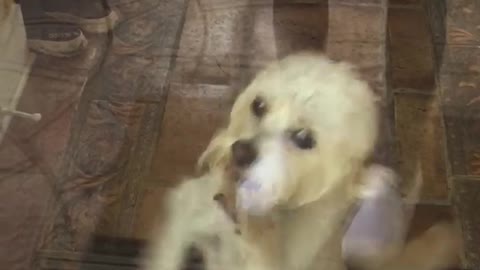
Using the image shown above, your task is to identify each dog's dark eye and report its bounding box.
[291,129,315,149]
[251,96,267,118]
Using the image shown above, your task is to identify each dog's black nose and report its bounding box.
[231,139,257,167]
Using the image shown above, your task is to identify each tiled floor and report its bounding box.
[0,0,479,269]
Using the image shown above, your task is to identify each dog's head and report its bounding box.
[200,52,379,215]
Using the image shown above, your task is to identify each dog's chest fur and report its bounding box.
[231,186,353,270]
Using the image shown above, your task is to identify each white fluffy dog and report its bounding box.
[144,52,460,270]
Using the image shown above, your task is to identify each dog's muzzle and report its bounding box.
[231,139,257,167]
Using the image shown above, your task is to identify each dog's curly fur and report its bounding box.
[144,52,461,270]
[1,0,13,21]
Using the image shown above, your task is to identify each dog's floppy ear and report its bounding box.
[197,128,232,173]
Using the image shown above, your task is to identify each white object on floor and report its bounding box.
[0,107,41,121]
[341,164,422,268]
[0,3,38,143]
[342,165,407,268]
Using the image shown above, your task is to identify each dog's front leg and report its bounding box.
[144,201,194,270]
[144,179,209,270]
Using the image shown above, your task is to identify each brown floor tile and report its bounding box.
[172,56,265,89]
[133,184,169,239]
[91,2,187,103]
[333,0,385,5]
[441,0,480,46]
[407,204,454,240]
[453,177,480,268]
[389,0,423,7]
[406,204,464,267]
[251,0,384,5]
[70,100,141,178]
[373,106,396,166]
[443,110,467,176]
[388,7,436,92]
[438,46,480,177]
[32,0,186,251]
[38,100,147,251]
[444,106,480,176]
[271,3,330,57]
[111,0,167,19]
[69,100,145,190]
[107,103,168,237]
[112,0,187,55]
[149,83,234,187]
[0,137,32,172]
[423,0,447,49]
[394,93,449,202]
[171,1,291,84]
[96,54,171,102]
[64,101,167,240]
[439,46,480,74]
[24,107,74,178]
[438,46,480,108]
[440,72,480,109]
[173,1,384,85]
[0,168,53,270]
[327,4,385,43]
